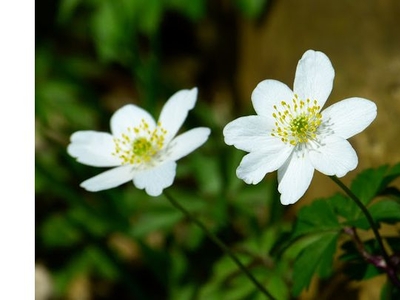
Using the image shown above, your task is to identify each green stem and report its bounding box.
[164,192,276,300]
[329,176,390,263]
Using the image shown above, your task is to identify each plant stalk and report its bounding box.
[164,191,276,300]
[330,176,400,287]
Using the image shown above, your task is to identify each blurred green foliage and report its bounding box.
[36,0,400,299]
[36,0,283,299]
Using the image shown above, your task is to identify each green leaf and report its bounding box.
[380,279,400,299]
[169,284,196,300]
[265,273,289,300]
[86,246,119,279]
[129,210,183,238]
[327,193,357,221]
[233,0,269,19]
[166,0,206,21]
[292,198,341,238]
[191,152,223,195]
[369,199,400,224]
[292,233,338,296]
[198,226,291,300]
[379,162,400,191]
[91,1,130,63]
[167,249,188,285]
[341,198,400,229]
[57,0,81,23]
[350,165,388,206]
[136,0,164,35]
[41,215,82,247]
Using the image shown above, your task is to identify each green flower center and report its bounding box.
[112,119,167,165]
[271,95,322,146]
[132,137,153,156]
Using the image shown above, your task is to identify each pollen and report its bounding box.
[112,119,167,165]
[271,95,322,146]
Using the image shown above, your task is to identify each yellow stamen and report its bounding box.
[112,119,167,165]
[271,95,321,146]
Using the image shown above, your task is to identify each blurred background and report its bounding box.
[36,0,400,299]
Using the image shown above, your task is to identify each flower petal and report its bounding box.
[293,50,334,108]
[309,135,358,177]
[167,127,211,162]
[67,131,121,167]
[110,104,156,138]
[277,152,315,205]
[80,165,135,192]
[251,80,294,117]
[158,87,198,144]
[223,115,277,152]
[321,97,377,139]
[236,145,293,185]
[133,161,177,196]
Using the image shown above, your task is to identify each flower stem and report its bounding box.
[330,176,400,288]
[329,176,389,262]
[164,191,276,300]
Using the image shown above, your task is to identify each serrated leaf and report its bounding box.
[369,199,400,223]
[380,162,400,191]
[342,199,400,229]
[292,233,338,296]
[379,186,400,199]
[292,198,341,238]
[350,165,388,206]
[326,193,355,220]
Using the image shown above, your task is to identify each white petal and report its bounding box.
[223,116,276,152]
[110,104,156,138]
[308,135,358,177]
[293,50,334,108]
[80,165,135,192]
[133,161,177,196]
[67,131,121,167]
[277,152,315,205]
[321,97,377,139]
[236,145,293,185]
[158,87,198,144]
[251,80,294,117]
[167,127,211,162]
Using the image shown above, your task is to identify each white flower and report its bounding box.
[67,87,211,196]
[223,50,377,205]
